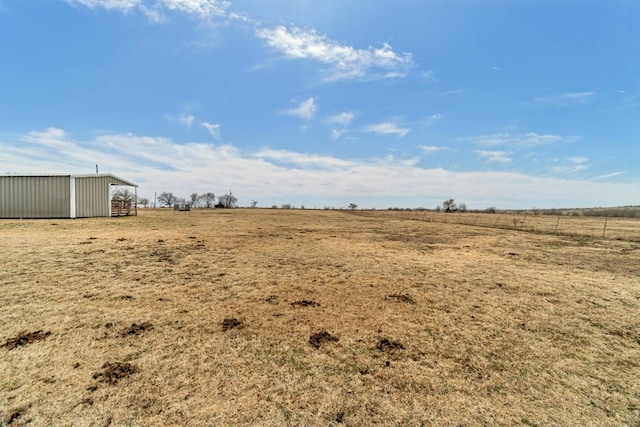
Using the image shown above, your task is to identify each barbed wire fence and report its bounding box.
[347,210,640,242]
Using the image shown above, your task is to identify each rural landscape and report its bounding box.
[1,208,639,426]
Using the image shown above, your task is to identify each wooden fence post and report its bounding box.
[520,216,528,229]
[555,217,560,234]
[603,217,608,238]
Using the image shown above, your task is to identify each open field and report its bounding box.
[1,209,639,426]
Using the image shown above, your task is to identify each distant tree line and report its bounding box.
[155,191,238,208]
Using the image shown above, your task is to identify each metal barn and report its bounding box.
[0,174,138,219]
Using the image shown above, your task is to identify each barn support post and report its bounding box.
[108,184,113,217]
[69,177,76,219]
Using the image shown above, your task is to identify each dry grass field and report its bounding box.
[351,210,640,242]
[1,209,639,426]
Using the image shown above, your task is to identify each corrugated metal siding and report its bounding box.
[75,176,111,217]
[0,176,70,218]
[105,176,135,187]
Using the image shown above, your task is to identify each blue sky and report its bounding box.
[1,0,638,209]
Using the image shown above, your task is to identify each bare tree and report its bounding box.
[217,192,237,208]
[157,192,178,207]
[190,192,199,208]
[250,200,258,208]
[442,198,457,212]
[199,192,216,208]
[348,203,358,210]
[137,197,149,208]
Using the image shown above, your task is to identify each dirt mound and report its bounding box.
[222,318,241,331]
[387,294,416,304]
[376,338,404,352]
[291,299,319,307]
[122,322,153,336]
[92,362,139,386]
[2,330,51,350]
[309,331,339,349]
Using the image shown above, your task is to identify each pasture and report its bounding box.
[1,209,639,426]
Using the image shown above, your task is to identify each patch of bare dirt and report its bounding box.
[386,294,416,304]
[91,362,139,386]
[222,318,241,331]
[291,299,320,307]
[376,338,404,352]
[2,330,51,350]
[121,322,153,336]
[309,331,339,349]
[0,406,31,426]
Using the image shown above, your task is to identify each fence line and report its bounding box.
[348,210,640,241]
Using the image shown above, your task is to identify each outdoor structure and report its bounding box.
[0,174,138,219]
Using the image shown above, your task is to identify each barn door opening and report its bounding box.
[110,185,137,216]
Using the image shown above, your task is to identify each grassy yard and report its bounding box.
[1,209,639,426]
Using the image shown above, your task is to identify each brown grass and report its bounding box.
[1,209,639,426]
[352,210,640,241]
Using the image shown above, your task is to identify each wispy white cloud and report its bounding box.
[22,127,70,148]
[332,129,349,139]
[201,121,221,139]
[533,91,596,105]
[159,0,230,18]
[593,171,625,180]
[420,70,436,81]
[469,132,564,147]
[284,98,317,120]
[256,25,414,81]
[476,150,512,164]
[65,0,141,12]
[165,113,195,128]
[179,113,195,128]
[568,156,589,164]
[254,148,353,169]
[365,122,410,138]
[328,112,354,127]
[442,89,464,96]
[424,113,442,126]
[2,127,638,209]
[419,145,447,153]
[64,0,230,20]
[549,157,590,176]
[328,111,354,139]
